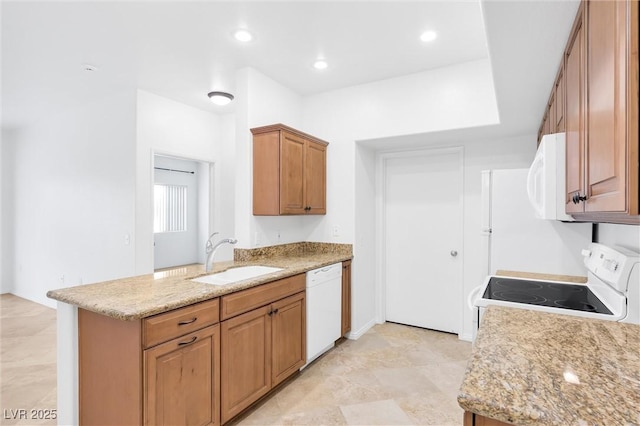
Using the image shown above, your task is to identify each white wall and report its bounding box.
[135,90,225,273]
[231,60,499,252]
[197,160,211,265]
[302,59,499,246]
[353,144,378,334]
[298,58,503,337]
[214,113,237,259]
[3,89,230,305]
[305,59,500,145]
[233,68,307,248]
[1,130,15,294]
[5,91,137,307]
[0,132,3,293]
[229,62,498,338]
[597,224,640,252]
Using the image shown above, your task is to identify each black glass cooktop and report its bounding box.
[482,277,612,315]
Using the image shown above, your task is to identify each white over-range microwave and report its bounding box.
[526,132,575,221]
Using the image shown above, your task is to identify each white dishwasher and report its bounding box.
[305,263,342,364]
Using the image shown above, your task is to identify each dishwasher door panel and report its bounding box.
[306,263,342,364]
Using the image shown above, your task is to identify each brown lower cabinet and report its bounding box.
[464,411,512,426]
[78,274,307,426]
[145,325,220,426]
[220,291,306,424]
[341,260,352,336]
[79,297,221,426]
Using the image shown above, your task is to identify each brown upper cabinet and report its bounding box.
[538,64,566,144]
[542,0,639,223]
[552,65,565,133]
[252,124,328,215]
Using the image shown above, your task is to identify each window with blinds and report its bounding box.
[154,184,187,233]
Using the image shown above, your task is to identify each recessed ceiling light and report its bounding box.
[233,29,253,42]
[207,91,234,106]
[313,59,328,70]
[420,30,437,43]
[82,63,98,72]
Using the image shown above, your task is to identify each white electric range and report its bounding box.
[470,243,640,338]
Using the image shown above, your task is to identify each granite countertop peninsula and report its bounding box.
[458,306,640,425]
[47,242,352,321]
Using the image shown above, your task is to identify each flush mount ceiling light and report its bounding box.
[313,59,328,70]
[207,91,234,106]
[420,30,438,42]
[233,29,253,42]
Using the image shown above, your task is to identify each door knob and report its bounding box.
[450,250,458,257]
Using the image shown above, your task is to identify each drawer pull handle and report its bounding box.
[178,336,197,346]
[178,317,197,326]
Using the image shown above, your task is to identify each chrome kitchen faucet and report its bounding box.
[205,232,238,272]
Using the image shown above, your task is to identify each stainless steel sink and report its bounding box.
[191,265,283,286]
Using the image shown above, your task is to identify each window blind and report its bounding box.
[154,184,187,233]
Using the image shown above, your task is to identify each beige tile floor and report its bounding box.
[0,294,472,426]
[1,294,57,426]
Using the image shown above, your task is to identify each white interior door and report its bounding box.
[383,148,463,334]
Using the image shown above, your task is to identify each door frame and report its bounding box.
[151,150,216,268]
[375,146,464,333]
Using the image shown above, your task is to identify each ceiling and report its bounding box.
[1,0,579,135]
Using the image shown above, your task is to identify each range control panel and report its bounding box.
[582,243,640,293]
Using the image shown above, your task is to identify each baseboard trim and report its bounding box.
[345,317,378,340]
[459,332,473,342]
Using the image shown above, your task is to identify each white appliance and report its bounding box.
[470,243,640,335]
[305,263,342,364]
[481,169,592,277]
[526,132,574,221]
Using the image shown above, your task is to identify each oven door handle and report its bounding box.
[467,286,482,310]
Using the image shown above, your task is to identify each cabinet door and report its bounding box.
[304,141,327,214]
[145,324,220,426]
[341,260,352,336]
[549,93,557,134]
[253,130,281,215]
[271,292,306,386]
[220,306,271,424]
[542,111,551,137]
[464,412,512,426]
[584,0,628,212]
[555,67,565,132]
[564,7,586,214]
[280,131,306,214]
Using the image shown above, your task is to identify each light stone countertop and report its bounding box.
[495,269,588,283]
[458,306,640,425]
[46,242,352,321]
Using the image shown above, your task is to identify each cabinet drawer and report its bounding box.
[221,274,305,320]
[143,298,219,348]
